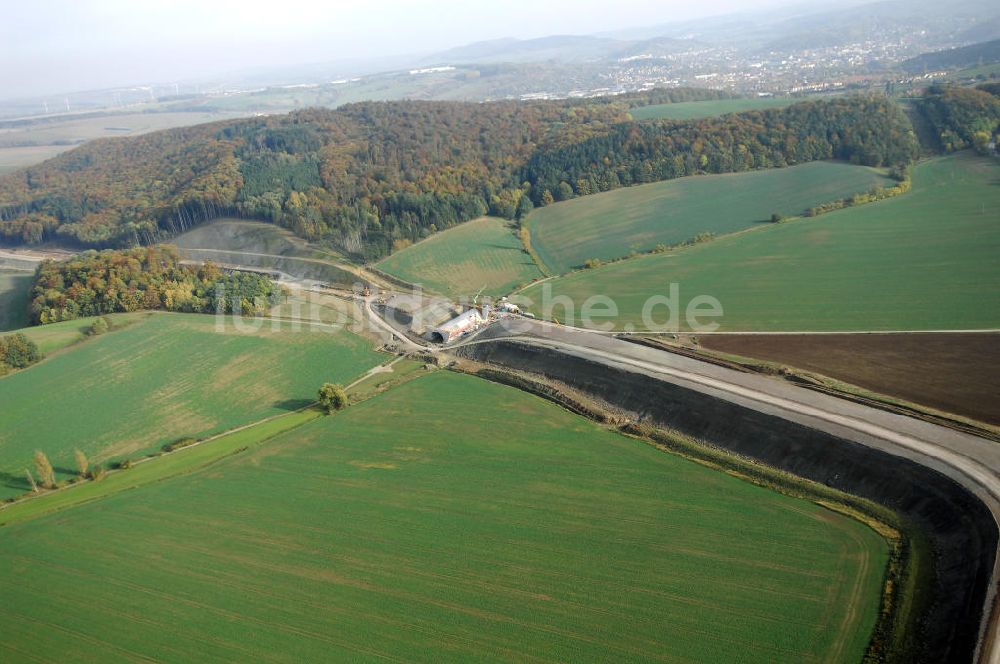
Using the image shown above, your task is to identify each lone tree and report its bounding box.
[25,469,38,493]
[318,383,348,414]
[33,451,55,489]
[74,449,89,478]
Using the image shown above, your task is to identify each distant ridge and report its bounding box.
[900,38,1000,74]
[425,35,626,65]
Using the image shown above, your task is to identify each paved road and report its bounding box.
[457,317,1000,664]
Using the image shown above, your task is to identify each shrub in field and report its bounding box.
[86,317,110,336]
[162,438,198,453]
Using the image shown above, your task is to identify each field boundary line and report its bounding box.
[0,354,403,522]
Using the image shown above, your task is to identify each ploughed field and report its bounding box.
[377,216,545,298]
[0,371,888,662]
[525,161,891,274]
[631,96,817,121]
[0,312,382,499]
[0,269,31,331]
[521,153,1000,331]
[699,332,1000,426]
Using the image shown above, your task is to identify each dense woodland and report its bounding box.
[521,95,918,205]
[918,84,1000,153]
[29,245,275,324]
[0,90,919,260]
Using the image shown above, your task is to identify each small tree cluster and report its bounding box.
[0,333,42,375]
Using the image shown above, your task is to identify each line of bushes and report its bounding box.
[804,177,912,218]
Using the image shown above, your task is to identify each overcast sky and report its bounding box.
[2,0,801,99]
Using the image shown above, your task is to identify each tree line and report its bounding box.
[28,245,276,324]
[0,91,919,261]
[18,448,105,500]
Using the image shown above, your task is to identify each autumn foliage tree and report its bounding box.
[28,246,275,324]
[33,451,55,489]
[74,449,89,478]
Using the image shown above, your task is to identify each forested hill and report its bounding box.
[0,91,918,260]
[917,84,1000,153]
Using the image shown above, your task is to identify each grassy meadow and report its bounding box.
[521,153,1000,331]
[631,96,816,121]
[0,269,32,331]
[11,313,145,355]
[0,371,888,662]
[525,161,891,273]
[377,216,545,297]
[0,313,382,498]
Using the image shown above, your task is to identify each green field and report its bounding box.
[0,371,888,662]
[526,161,891,274]
[377,216,545,297]
[12,313,144,355]
[522,153,1000,331]
[631,96,817,121]
[0,313,382,498]
[0,408,324,528]
[0,269,32,331]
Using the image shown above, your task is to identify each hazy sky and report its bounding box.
[2,0,799,99]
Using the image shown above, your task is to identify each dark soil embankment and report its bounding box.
[697,333,1000,426]
[457,339,997,664]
